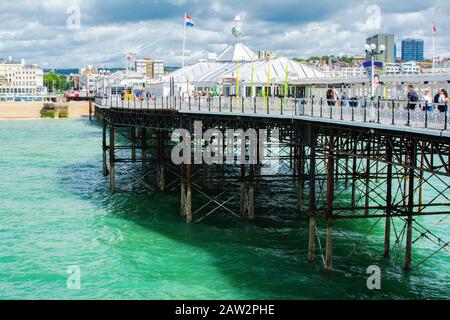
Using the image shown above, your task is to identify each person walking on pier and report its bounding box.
[422,88,433,112]
[407,85,419,110]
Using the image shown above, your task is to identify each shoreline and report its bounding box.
[0,101,91,119]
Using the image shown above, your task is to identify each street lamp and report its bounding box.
[365,44,385,97]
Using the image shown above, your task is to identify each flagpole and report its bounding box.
[181,15,187,96]
[432,31,436,75]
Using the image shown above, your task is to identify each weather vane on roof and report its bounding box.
[232,15,242,43]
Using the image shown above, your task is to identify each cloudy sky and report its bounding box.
[0,0,448,68]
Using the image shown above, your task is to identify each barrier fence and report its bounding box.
[96,96,450,131]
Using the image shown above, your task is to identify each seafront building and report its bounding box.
[135,58,165,80]
[0,58,47,97]
[80,66,100,96]
[402,39,424,62]
[366,34,396,63]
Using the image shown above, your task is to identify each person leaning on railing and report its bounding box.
[436,89,448,113]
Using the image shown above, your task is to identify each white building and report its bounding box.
[80,66,100,95]
[385,62,421,74]
[135,58,165,80]
[0,58,46,96]
[146,41,324,97]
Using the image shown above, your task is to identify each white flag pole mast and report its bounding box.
[432,22,436,75]
[181,14,187,96]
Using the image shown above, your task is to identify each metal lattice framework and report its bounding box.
[93,99,450,272]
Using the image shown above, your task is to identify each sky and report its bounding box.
[0,0,448,68]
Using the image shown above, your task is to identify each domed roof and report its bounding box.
[216,43,257,62]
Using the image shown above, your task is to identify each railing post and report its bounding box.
[230,96,233,113]
[377,96,381,124]
[242,97,245,113]
[208,97,211,112]
[254,97,256,114]
[407,105,411,127]
[311,96,314,117]
[351,100,355,121]
[280,97,284,116]
[198,96,201,111]
[445,102,448,130]
[391,100,395,125]
[425,104,428,129]
[294,98,298,116]
[363,98,367,122]
[267,97,269,114]
[219,96,222,112]
[189,96,191,111]
[340,99,343,120]
[320,97,323,118]
[329,99,333,119]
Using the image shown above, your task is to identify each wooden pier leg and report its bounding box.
[404,142,416,271]
[89,100,92,121]
[185,164,193,224]
[297,145,305,211]
[109,126,116,193]
[102,120,109,177]
[308,134,317,262]
[240,164,246,217]
[141,128,147,172]
[325,223,333,271]
[325,135,335,271]
[248,184,255,220]
[384,141,393,258]
[131,127,136,162]
[156,130,166,192]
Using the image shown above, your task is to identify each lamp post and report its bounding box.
[365,43,385,97]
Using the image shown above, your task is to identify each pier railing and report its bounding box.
[96,96,450,132]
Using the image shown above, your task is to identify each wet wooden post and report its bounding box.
[384,140,393,258]
[404,141,416,271]
[325,135,335,271]
[109,126,116,193]
[297,144,305,211]
[308,131,317,262]
[102,119,109,177]
[156,130,166,192]
[240,164,246,217]
[89,100,92,121]
[141,128,147,172]
[131,128,136,162]
[185,164,193,223]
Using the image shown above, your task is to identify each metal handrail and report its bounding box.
[95,96,450,132]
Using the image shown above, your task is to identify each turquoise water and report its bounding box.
[0,119,448,300]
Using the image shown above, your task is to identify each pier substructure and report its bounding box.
[94,103,450,273]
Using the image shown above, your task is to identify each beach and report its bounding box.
[0,101,91,119]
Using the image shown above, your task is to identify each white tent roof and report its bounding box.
[216,43,257,62]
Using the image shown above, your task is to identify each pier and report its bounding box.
[94,96,450,272]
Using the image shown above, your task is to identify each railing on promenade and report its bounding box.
[95,95,450,132]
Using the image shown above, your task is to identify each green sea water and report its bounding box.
[0,119,448,300]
